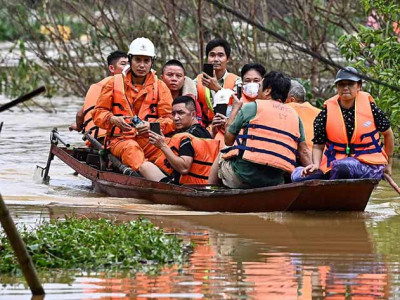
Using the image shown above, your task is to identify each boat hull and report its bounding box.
[51,145,378,212]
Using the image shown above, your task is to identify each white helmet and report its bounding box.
[128,37,156,57]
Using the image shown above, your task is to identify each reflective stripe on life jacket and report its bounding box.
[82,77,110,141]
[286,102,321,151]
[320,91,388,173]
[196,72,238,126]
[222,99,300,173]
[111,72,159,137]
[154,132,220,184]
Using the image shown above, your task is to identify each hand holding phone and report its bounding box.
[203,63,214,77]
[214,104,228,116]
[237,85,242,99]
[149,122,161,135]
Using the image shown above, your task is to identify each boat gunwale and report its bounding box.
[52,145,379,197]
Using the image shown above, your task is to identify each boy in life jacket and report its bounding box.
[161,59,203,125]
[138,96,217,184]
[194,38,240,127]
[292,67,394,182]
[208,71,311,189]
[69,50,128,144]
[92,38,175,172]
[285,80,321,151]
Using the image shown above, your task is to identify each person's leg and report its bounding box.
[330,157,384,179]
[138,137,164,163]
[291,166,325,182]
[208,153,222,185]
[110,139,145,171]
[218,158,251,188]
[138,161,167,182]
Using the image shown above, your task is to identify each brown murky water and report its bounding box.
[1,96,400,299]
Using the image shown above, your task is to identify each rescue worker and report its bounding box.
[138,96,218,184]
[69,50,128,144]
[285,80,321,151]
[161,59,203,124]
[292,67,394,181]
[92,37,175,171]
[195,38,240,127]
[208,71,311,188]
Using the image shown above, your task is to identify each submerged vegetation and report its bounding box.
[0,216,189,274]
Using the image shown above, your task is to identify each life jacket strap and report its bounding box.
[222,144,297,167]
[237,134,298,155]
[83,105,95,117]
[245,124,300,143]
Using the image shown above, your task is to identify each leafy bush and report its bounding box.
[338,0,400,153]
[0,216,189,274]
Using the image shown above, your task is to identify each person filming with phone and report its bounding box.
[138,96,218,184]
[210,63,267,148]
[195,38,240,127]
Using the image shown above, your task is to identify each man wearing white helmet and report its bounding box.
[93,37,174,172]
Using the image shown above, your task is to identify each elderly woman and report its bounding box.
[292,66,394,181]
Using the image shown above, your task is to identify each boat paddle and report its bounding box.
[0,193,45,296]
[383,173,400,195]
[0,86,46,113]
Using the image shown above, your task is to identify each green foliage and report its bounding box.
[0,216,189,274]
[338,0,400,152]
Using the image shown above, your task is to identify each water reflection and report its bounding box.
[1,205,397,299]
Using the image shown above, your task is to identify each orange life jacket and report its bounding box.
[222,99,300,173]
[196,72,238,125]
[286,102,321,150]
[320,91,388,173]
[154,132,219,184]
[110,72,159,137]
[81,77,109,141]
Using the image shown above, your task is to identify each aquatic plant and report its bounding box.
[0,216,189,274]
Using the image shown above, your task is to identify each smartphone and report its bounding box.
[237,85,242,99]
[214,104,228,116]
[203,63,214,77]
[149,122,161,135]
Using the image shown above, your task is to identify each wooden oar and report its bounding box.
[383,173,400,195]
[0,86,46,113]
[0,193,45,295]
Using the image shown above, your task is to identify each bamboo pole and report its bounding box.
[0,193,45,295]
[0,86,46,113]
[383,173,400,195]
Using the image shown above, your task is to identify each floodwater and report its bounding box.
[1,95,400,299]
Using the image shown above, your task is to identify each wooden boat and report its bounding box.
[41,139,379,213]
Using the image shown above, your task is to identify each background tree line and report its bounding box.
[0,0,399,150]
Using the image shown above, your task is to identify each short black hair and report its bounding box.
[240,63,266,79]
[172,95,196,112]
[107,50,128,66]
[162,59,185,75]
[261,71,291,101]
[206,38,231,58]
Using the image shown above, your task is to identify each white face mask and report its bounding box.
[242,82,260,98]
